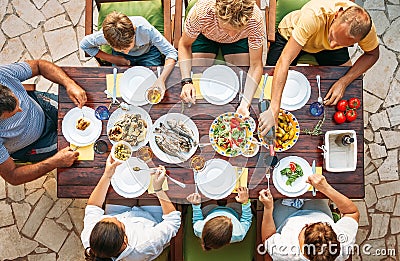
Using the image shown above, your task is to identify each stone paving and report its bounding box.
[0,0,399,260]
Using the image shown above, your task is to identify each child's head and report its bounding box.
[102,11,135,53]
[201,216,233,250]
[85,217,126,260]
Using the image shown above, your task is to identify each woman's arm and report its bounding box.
[152,166,176,215]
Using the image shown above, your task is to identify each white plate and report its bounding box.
[120,66,157,106]
[281,70,311,111]
[62,106,102,146]
[149,113,199,164]
[107,105,152,151]
[272,156,312,197]
[111,157,151,198]
[196,159,236,200]
[199,65,239,105]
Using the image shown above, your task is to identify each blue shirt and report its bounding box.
[0,62,45,164]
[192,202,252,243]
[80,16,178,61]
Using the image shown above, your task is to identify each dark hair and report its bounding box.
[339,6,372,40]
[201,216,233,251]
[0,84,17,116]
[84,220,125,261]
[303,222,340,261]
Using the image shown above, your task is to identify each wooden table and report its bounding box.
[57,66,364,201]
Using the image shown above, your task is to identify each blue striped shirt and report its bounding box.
[0,62,45,164]
[80,16,178,61]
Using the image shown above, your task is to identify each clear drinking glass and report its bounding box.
[190,155,206,172]
[145,87,163,104]
[136,146,153,163]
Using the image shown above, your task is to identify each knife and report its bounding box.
[259,73,268,104]
[311,160,316,196]
[239,70,244,102]
[112,67,117,104]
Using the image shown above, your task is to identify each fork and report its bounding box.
[265,169,271,190]
[132,166,186,188]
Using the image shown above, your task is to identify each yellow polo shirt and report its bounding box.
[278,0,379,53]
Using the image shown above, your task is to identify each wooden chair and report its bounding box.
[84,0,183,63]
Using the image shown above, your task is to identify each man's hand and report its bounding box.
[52,147,79,167]
[307,174,331,193]
[66,82,87,108]
[258,108,277,137]
[180,83,196,104]
[112,55,130,66]
[236,104,250,118]
[187,193,201,205]
[324,80,346,106]
[259,189,273,210]
[104,155,121,178]
[152,165,166,191]
[235,187,249,204]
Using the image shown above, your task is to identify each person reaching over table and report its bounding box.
[259,174,360,260]
[259,0,379,137]
[0,60,87,185]
[186,187,252,250]
[81,160,181,261]
[178,0,265,117]
[80,11,177,99]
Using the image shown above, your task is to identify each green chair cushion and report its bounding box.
[183,206,256,261]
[275,0,311,28]
[98,0,165,54]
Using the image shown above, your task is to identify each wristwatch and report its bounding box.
[181,77,193,87]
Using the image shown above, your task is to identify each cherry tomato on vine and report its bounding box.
[336,100,348,112]
[348,97,361,109]
[345,109,358,122]
[334,111,346,124]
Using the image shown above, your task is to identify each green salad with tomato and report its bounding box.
[213,115,251,156]
[280,162,303,186]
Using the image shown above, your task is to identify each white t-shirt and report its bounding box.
[265,210,358,261]
[81,205,181,261]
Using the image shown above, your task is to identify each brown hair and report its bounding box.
[302,222,340,261]
[0,85,17,116]
[102,11,135,50]
[215,0,255,29]
[84,220,125,261]
[339,6,372,40]
[201,216,233,250]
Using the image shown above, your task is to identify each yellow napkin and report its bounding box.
[232,167,249,193]
[148,178,169,194]
[193,73,204,99]
[308,167,322,191]
[106,73,123,98]
[70,144,94,161]
[254,75,273,99]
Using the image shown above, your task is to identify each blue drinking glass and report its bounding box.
[309,102,324,116]
[95,106,110,120]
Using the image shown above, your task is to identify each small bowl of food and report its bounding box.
[111,141,133,162]
[241,137,260,158]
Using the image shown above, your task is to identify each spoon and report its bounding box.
[316,75,322,104]
[132,166,186,188]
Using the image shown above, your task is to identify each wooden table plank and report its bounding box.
[57,66,364,199]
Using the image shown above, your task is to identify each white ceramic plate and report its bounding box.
[196,159,236,200]
[150,113,199,164]
[281,70,311,111]
[111,157,151,198]
[107,105,152,151]
[62,106,102,146]
[199,65,239,105]
[120,66,157,106]
[272,156,312,197]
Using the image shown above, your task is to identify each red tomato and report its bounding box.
[334,111,346,124]
[345,109,357,122]
[230,118,240,129]
[336,100,348,112]
[289,162,296,172]
[348,97,361,109]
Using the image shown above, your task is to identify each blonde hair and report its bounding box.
[215,0,255,29]
[201,216,233,250]
[102,11,135,50]
[339,6,372,40]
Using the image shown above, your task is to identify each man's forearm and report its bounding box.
[261,208,276,240]
[31,60,76,89]
[270,59,290,115]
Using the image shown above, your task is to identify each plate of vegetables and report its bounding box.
[258,109,300,152]
[209,112,256,157]
[272,156,312,197]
